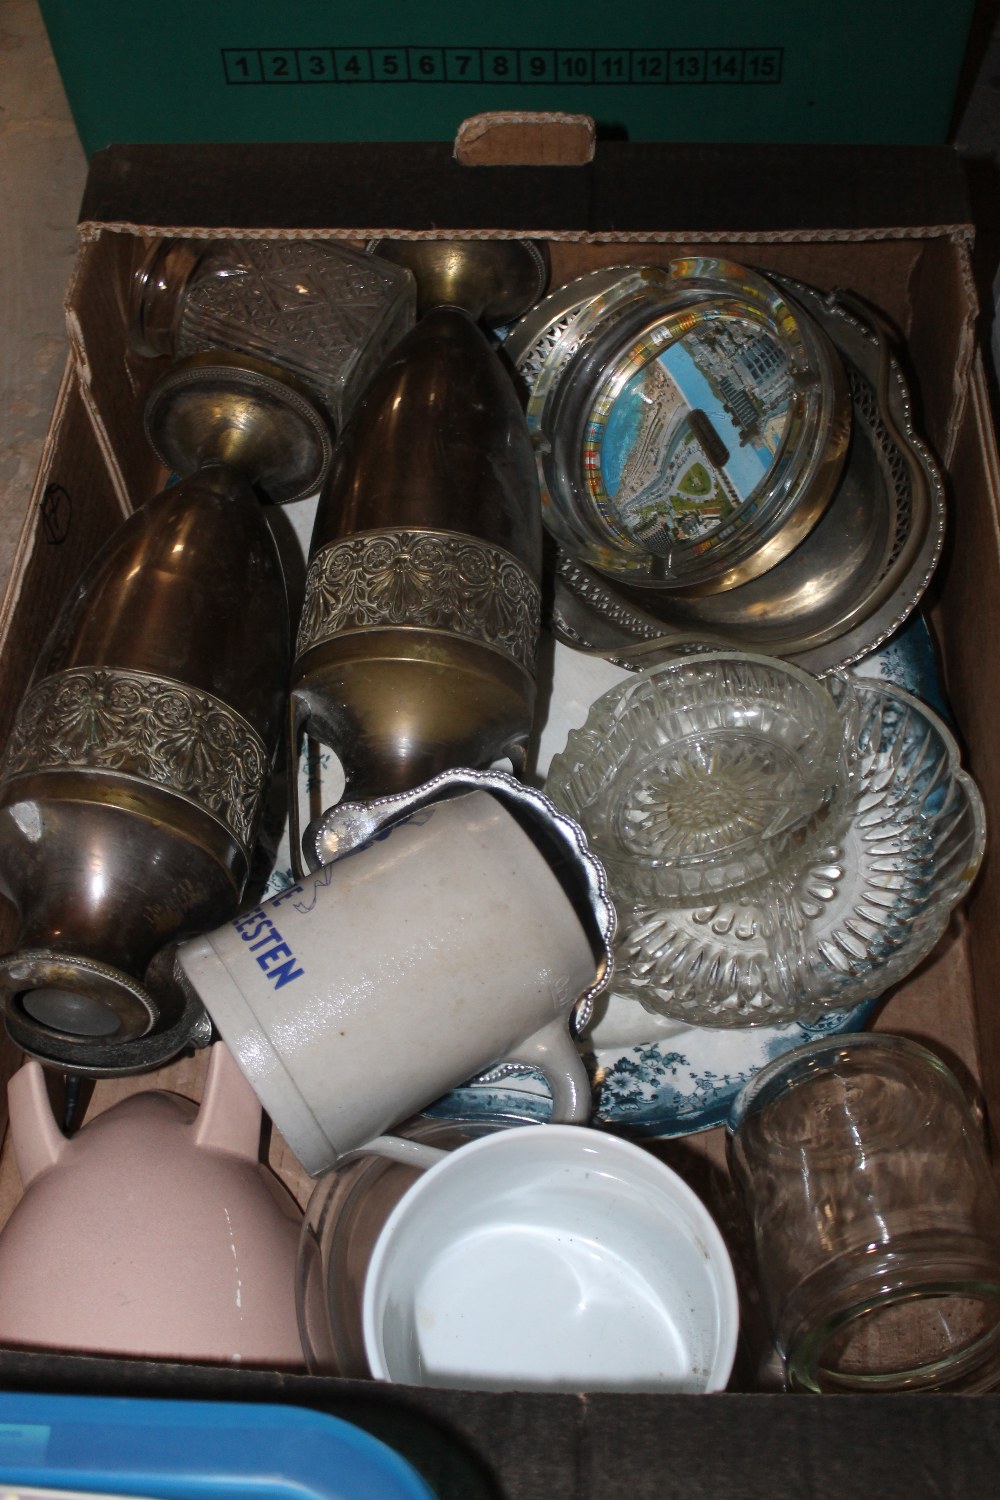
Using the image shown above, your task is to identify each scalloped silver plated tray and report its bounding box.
[550,279,945,675]
[505,261,849,592]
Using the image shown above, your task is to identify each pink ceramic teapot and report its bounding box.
[0,1043,305,1367]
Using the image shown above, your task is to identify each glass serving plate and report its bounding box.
[544,652,850,905]
[505,259,850,591]
[610,677,985,1028]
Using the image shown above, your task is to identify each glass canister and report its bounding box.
[727,1033,1000,1392]
[130,236,416,434]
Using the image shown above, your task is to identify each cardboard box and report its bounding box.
[1,126,1000,1496]
[38,0,978,156]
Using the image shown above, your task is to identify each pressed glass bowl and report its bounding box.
[613,679,986,1027]
[544,652,849,906]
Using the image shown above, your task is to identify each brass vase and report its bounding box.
[291,240,548,812]
[0,355,328,1073]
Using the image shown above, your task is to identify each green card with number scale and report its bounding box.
[39,0,977,156]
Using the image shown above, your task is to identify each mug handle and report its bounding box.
[489,1015,592,1125]
[361,1016,592,1172]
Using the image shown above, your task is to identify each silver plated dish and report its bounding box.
[503,264,680,419]
[550,280,945,675]
[505,259,849,592]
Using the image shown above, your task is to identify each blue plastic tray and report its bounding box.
[0,1393,436,1499]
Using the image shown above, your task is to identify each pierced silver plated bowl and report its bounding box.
[506,260,849,593]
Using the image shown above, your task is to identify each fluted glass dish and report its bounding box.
[611,678,986,1027]
[545,652,849,907]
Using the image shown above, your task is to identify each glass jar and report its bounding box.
[728,1033,1000,1392]
[130,236,416,434]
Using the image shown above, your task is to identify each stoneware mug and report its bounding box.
[175,770,614,1176]
[359,1123,740,1393]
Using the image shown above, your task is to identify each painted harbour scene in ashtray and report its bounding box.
[589,312,796,556]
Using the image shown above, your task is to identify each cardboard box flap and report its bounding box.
[454,111,596,166]
[77,140,973,240]
[4,1347,1000,1499]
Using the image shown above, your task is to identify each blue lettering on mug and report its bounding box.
[266,956,305,989]
[234,908,304,987]
[255,939,304,988]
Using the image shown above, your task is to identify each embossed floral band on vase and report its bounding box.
[0,356,311,1074]
[291,242,548,813]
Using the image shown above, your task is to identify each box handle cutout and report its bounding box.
[454,111,596,167]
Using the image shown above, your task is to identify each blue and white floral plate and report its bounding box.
[429,987,879,1139]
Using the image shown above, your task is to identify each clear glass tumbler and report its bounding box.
[727,1032,1000,1392]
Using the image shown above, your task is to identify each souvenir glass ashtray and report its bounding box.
[612,678,986,1028]
[548,276,946,676]
[544,652,850,906]
[507,260,850,592]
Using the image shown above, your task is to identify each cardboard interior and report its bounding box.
[0,130,998,1495]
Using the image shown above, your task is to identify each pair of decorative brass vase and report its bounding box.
[0,237,548,1074]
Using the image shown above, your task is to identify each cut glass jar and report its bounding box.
[130,236,416,435]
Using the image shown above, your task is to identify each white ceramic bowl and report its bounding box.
[361,1124,739,1394]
